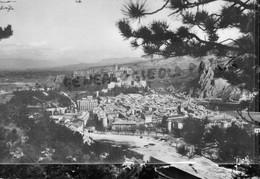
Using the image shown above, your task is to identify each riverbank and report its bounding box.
[83,132,238,179]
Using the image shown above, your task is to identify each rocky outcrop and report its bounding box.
[54,75,66,84]
[197,59,216,98]
[42,75,66,89]
[195,58,246,101]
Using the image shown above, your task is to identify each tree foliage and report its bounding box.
[176,144,189,156]
[181,117,208,150]
[0,126,11,161]
[177,116,253,162]
[0,25,13,41]
[217,123,253,162]
[10,90,72,107]
[138,124,146,134]
[117,0,258,90]
[117,164,158,179]
[0,164,118,179]
[0,96,97,163]
[86,112,104,131]
[0,164,161,179]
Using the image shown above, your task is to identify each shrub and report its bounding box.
[176,144,189,156]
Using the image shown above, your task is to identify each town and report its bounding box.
[0,0,259,178]
[2,62,254,178]
[43,64,251,137]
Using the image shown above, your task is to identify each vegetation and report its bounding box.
[172,128,182,138]
[176,144,189,157]
[217,124,253,162]
[86,111,104,131]
[0,102,136,163]
[0,91,132,163]
[0,104,93,163]
[0,126,12,161]
[0,25,13,41]
[0,163,256,179]
[10,90,72,107]
[117,164,159,179]
[117,0,258,90]
[138,124,146,135]
[176,116,253,162]
[181,117,209,153]
[0,164,161,179]
[130,125,137,135]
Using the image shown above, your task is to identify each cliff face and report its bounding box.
[197,60,216,98]
[195,58,245,101]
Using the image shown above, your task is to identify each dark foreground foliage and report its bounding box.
[0,164,259,179]
[0,164,159,179]
[174,116,254,162]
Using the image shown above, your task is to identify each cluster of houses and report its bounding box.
[43,89,252,135]
[71,64,147,90]
[91,93,220,133]
[73,64,133,79]
[46,105,90,134]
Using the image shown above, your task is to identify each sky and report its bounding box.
[0,0,241,66]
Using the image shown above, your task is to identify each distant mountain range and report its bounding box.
[0,55,217,72]
[0,58,57,71]
[50,57,145,71]
[98,57,143,65]
[0,57,144,71]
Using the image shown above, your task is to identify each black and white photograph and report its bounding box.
[0,0,259,178]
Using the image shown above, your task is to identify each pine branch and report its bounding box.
[219,38,239,44]
[187,32,241,52]
[169,0,218,16]
[122,0,170,20]
[144,0,170,15]
[224,0,255,10]
[247,110,256,125]
[196,24,207,31]
[236,110,255,124]
[0,25,13,41]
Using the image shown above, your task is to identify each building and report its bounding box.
[115,64,118,71]
[105,64,133,78]
[111,120,136,131]
[46,107,67,116]
[108,82,122,89]
[68,119,84,133]
[77,111,90,127]
[166,114,188,133]
[144,113,153,123]
[77,96,98,111]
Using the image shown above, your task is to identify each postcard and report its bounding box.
[0,0,259,178]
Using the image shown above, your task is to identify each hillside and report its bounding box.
[126,56,205,70]
[42,55,246,102]
[47,57,144,71]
